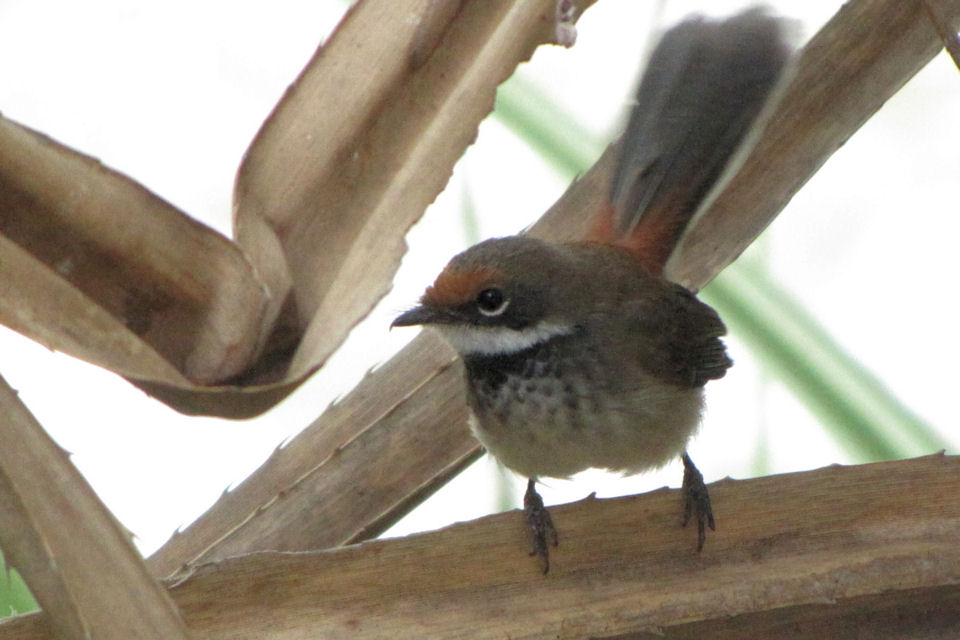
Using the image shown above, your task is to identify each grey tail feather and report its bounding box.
[609,8,793,268]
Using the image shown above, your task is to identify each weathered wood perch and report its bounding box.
[2,454,958,639]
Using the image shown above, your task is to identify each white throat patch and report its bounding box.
[434,321,574,356]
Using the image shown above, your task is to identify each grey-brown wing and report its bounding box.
[628,282,732,388]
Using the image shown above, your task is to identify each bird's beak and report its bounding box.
[391,304,446,328]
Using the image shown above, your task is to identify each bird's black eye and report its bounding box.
[476,287,508,316]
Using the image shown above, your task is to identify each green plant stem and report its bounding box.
[701,262,947,461]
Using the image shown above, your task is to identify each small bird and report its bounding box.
[393,9,791,572]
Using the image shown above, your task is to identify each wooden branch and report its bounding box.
[146,334,475,577]
[0,375,189,639]
[9,455,960,638]
[147,0,960,577]
[667,0,960,289]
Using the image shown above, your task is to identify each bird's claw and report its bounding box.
[524,478,558,574]
[681,453,715,551]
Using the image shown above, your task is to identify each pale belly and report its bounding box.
[467,371,704,480]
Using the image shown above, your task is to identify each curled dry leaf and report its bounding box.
[0,0,590,417]
[233,0,593,385]
[0,117,269,387]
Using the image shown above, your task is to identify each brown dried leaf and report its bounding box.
[0,375,189,639]
[234,0,592,384]
[0,117,269,386]
[0,0,589,417]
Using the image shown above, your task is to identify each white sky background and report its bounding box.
[0,0,957,555]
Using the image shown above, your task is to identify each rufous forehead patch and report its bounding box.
[422,266,503,307]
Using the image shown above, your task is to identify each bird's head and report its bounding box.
[392,236,577,356]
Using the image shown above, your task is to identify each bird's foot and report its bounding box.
[681,453,715,551]
[524,478,558,573]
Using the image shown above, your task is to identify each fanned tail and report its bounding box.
[587,9,793,274]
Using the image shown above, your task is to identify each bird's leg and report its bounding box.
[523,478,558,573]
[681,452,715,551]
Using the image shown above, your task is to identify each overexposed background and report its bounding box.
[0,0,957,556]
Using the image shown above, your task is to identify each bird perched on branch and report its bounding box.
[394,9,792,573]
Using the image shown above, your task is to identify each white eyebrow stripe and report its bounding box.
[435,321,574,356]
